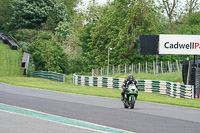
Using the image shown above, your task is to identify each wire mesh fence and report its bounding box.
[92,60,182,76]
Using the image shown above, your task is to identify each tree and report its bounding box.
[0,0,13,30]
[177,12,200,34]
[80,0,165,69]
[58,0,81,15]
[161,0,179,23]
[9,0,70,29]
[185,0,199,15]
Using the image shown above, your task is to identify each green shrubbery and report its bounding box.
[29,39,68,74]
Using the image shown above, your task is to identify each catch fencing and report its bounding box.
[92,60,182,76]
[31,70,65,82]
[73,74,194,99]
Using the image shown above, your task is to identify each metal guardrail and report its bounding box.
[73,74,194,99]
[31,70,65,82]
[0,31,19,50]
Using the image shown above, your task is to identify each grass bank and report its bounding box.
[0,42,23,77]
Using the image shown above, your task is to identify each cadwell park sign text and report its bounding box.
[159,34,200,55]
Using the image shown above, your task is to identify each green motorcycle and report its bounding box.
[122,83,138,109]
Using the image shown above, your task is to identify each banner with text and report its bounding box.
[159,34,200,55]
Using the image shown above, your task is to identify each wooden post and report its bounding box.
[161,61,163,74]
[146,62,148,73]
[143,63,145,73]
[113,65,114,75]
[92,69,94,76]
[168,61,171,73]
[176,60,180,72]
[138,63,140,74]
[107,66,109,76]
[187,61,191,85]
[101,67,102,76]
[125,64,127,74]
[132,63,133,74]
[96,68,98,76]
[153,61,155,75]
[118,65,120,74]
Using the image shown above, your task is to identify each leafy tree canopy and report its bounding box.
[8,0,70,29]
[80,0,166,69]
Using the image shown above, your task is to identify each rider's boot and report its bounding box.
[121,92,124,101]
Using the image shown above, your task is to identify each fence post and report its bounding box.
[113,65,114,75]
[138,63,140,74]
[176,60,180,72]
[134,64,135,73]
[132,63,133,74]
[161,61,163,74]
[168,61,171,73]
[146,62,148,73]
[107,66,109,76]
[101,67,102,76]
[153,61,155,75]
[96,68,99,76]
[187,61,191,85]
[92,69,94,76]
[125,64,127,74]
[118,65,120,74]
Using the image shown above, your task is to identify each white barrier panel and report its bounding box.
[159,34,200,55]
[73,74,194,99]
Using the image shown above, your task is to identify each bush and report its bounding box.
[68,56,89,74]
[13,29,38,42]
[29,39,69,74]
[18,41,30,53]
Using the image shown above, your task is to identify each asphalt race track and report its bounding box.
[0,110,99,133]
[0,82,200,133]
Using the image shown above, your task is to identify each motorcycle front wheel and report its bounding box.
[130,96,135,109]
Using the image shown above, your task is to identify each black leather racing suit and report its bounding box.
[121,79,137,100]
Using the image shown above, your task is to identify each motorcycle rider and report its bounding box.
[121,74,138,101]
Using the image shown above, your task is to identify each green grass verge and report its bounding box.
[0,76,121,98]
[0,42,23,77]
[113,72,182,83]
[0,76,199,109]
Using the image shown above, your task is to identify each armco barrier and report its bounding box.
[73,74,194,99]
[0,31,19,50]
[31,70,65,82]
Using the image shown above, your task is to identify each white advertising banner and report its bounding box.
[159,34,200,55]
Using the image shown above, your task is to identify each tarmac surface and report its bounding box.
[0,82,200,133]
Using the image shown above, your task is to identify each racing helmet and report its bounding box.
[128,74,134,81]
